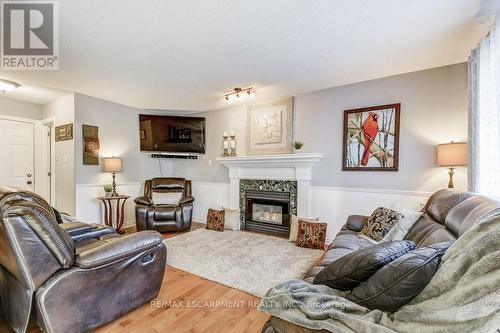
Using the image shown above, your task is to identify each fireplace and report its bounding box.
[240,179,297,237]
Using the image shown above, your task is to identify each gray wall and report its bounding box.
[0,96,42,119]
[42,93,76,214]
[74,93,172,185]
[173,63,468,191]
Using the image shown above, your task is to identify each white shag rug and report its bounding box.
[164,228,324,297]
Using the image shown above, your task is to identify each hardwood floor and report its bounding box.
[0,223,270,333]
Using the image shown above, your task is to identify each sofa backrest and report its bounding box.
[0,191,74,290]
[405,189,500,246]
[144,177,192,198]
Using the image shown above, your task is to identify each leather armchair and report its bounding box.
[135,177,194,233]
[0,189,167,333]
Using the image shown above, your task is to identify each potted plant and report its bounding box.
[293,141,304,152]
[103,184,113,197]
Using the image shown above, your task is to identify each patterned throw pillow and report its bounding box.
[361,207,402,241]
[206,208,225,232]
[289,215,320,242]
[151,191,183,205]
[295,220,327,250]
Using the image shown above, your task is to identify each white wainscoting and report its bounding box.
[75,181,431,243]
[189,182,431,243]
[75,182,144,226]
[310,187,430,243]
[191,182,230,222]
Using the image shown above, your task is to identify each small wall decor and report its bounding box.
[247,97,293,155]
[343,103,400,171]
[82,124,100,165]
[55,123,73,141]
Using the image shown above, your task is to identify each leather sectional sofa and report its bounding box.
[0,189,167,333]
[262,189,500,333]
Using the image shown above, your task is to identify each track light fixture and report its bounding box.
[224,87,255,104]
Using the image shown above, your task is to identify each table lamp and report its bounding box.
[102,157,123,196]
[436,142,467,188]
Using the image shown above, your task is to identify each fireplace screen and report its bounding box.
[252,203,283,225]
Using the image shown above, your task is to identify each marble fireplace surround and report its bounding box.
[216,153,323,217]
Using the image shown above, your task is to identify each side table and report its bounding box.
[97,195,130,233]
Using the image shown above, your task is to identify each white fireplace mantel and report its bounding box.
[216,153,323,216]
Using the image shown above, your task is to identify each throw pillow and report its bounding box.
[289,215,320,242]
[295,220,327,250]
[381,209,422,242]
[222,207,240,231]
[346,241,452,311]
[361,207,402,241]
[313,240,415,290]
[206,208,225,232]
[151,191,183,205]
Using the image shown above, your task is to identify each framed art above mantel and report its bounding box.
[247,97,293,155]
[342,103,400,171]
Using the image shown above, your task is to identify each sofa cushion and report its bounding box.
[289,215,319,242]
[424,189,474,224]
[381,209,422,242]
[361,207,402,241]
[328,230,375,251]
[206,208,225,231]
[222,207,240,231]
[346,241,452,311]
[404,214,456,246]
[152,191,183,205]
[154,206,176,221]
[295,220,327,250]
[313,240,415,290]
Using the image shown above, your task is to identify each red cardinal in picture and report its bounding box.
[360,112,379,166]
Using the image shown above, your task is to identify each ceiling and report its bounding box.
[0,0,492,110]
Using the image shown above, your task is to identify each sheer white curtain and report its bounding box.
[469,20,500,199]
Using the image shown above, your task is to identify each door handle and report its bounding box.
[27,181,32,185]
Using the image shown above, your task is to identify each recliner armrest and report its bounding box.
[179,196,194,205]
[75,231,163,269]
[60,221,93,236]
[135,196,153,206]
[134,196,154,206]
[344,215,368,232]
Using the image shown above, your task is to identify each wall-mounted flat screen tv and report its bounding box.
[139,114,206,153]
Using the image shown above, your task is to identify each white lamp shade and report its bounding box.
[102,157,123,172]
[437,142,468,167]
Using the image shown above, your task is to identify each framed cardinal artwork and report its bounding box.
[342,103,400,171]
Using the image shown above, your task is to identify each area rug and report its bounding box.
[164,228,324,297]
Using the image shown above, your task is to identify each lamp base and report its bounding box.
[111,173,119,196]
[447,167,455,189]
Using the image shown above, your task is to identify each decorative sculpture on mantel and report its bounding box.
[222,130,237,156]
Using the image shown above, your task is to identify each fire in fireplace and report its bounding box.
[244,190,291,237]
[252,203,283,225]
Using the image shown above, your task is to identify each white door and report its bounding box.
[0,119,34,191]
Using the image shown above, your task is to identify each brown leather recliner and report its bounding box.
[135,178,194,233]
[0,189,167,333]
